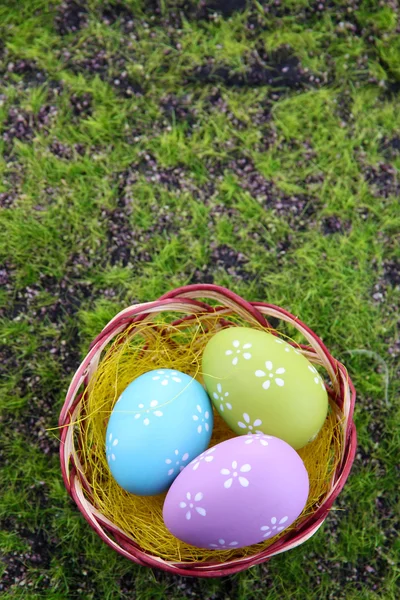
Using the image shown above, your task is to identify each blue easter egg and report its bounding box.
[105,369,213,496]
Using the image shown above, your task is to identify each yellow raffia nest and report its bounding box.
[74,312,343,563]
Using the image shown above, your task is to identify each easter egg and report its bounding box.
[106,369,213,496]
[202,327,328,450]
[163,434,309,549]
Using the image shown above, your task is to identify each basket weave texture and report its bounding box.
[59,284,357,577]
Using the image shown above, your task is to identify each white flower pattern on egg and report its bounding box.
[255,361,285,390]
[133,399,163,426]
[244,433,271,446]
[225,339,252,366]
[213,383,232,412]
[275,338,301,355]
[179,492,207,520]
[191,447,216,471]
[260,516,289,537]
[220,460,251,489]
[106,432,118,462]
[152,369,182,386]
[165,449,190,476]
[192,404,210,434]
[308,365,325,390]
[209,539,239,548]
[237,412,263,433]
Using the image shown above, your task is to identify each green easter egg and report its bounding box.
[202,327,328,450]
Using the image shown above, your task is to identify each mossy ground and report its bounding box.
[0,1,399,598]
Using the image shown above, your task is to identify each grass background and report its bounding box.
[0,0,399,598]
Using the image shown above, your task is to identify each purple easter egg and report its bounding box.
[163,434,309,549]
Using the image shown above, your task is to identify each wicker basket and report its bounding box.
[59,284,357,577]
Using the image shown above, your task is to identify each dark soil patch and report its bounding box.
[36,105,58,130]
[101,1,135,32]
[140,1,183,28]
[244,0,362,37]
[17,400,61,456]
[49,140,85,159]
[110,70,143,97]
[190,243,251,284]
[276,234,292,260]
[211,243,250,278]
[207,200,291,263]
[227,156,320,229]
[70,92,92,117]
[119,154,215,201]
[2,108,35,143]
[364,163,400,198]
[263,190,319,228]
[321,215,351,236]
[0,553,29,592]
[306,1,362,32]
[0,275,91,453]
[64,47,108,76]
[383,259,400,288]
[383,79,400,99]
[371,280,386,305]
[2,105,57,144]
[55,0,88,36]
[103,200,135,267]
[1,59,47,87]
[0,191,17,209]
[0,519,55,592]
[209,203,240,224]
[379,136,400,160]
[64,44,144,97]
[190,267,215,284]
[8,273,92,326]
[111,156,223,269]
[188,46,317,89]
[102,197,152,267]
[201,91,249,132]
[146,204,186,238]
[0,262,12,287]
[0,161,24,208]
[2,270,87,358]
[160,93,197,128]
[197,0,248,18]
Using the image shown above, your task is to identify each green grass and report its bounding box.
[1,0,399,598]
